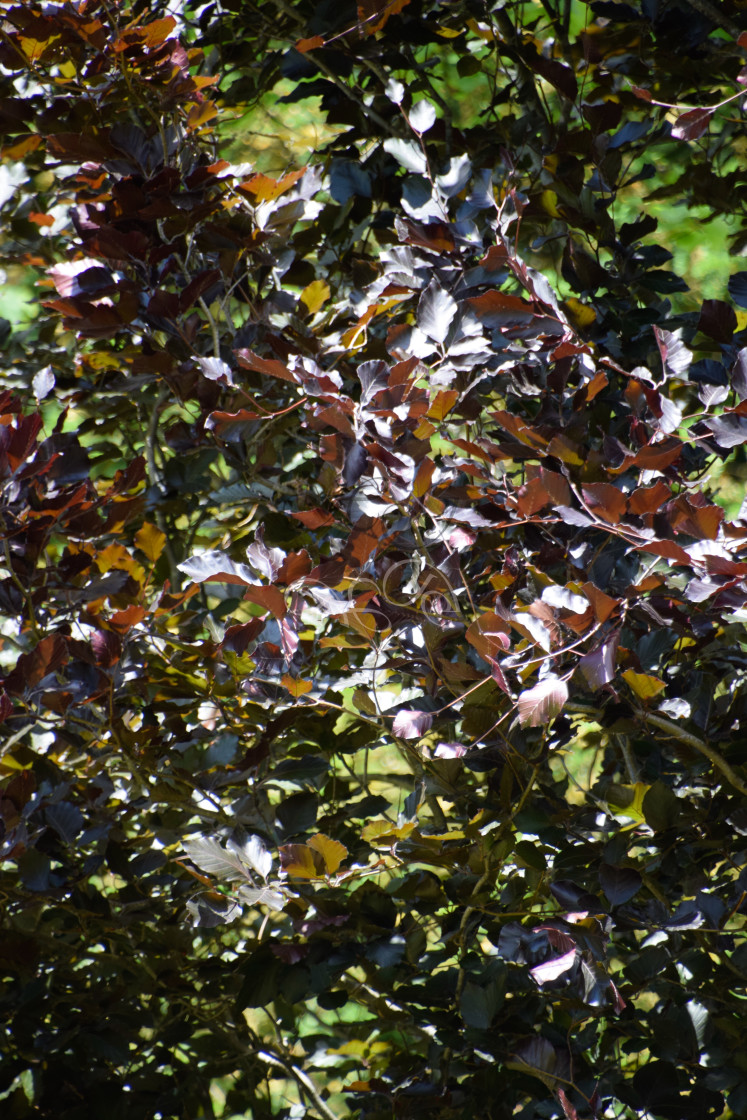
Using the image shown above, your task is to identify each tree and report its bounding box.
[2,2,747,1118]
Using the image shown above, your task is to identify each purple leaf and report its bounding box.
[178,550,258,586]
[530,948,577,986]
[408,99,436,134]
[382,136,427,175]
[196,356,234,385]
[517,676,568,726]
[653,326,691,377]
[709,414,747,448]
[599,863,642,905]
[245,529,286,580]
[556,505,595,528]
[32,366,55,401]
[417,279,458,344]
[731,347,747,400]
[392,709,433,739]
[578,632,618,690]
[728,271,747,310]
[697,299,737,343]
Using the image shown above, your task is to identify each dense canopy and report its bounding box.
[3,2,747,1118]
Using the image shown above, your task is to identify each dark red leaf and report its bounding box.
[235,349,298,382]
[671,107,713,142]
[222,619,264,655]
[468,289,534,327]
[628,481,672,515]
[3,635,68,695]
[524,48,577,101]
[147,289,180,319]
[91,630,122,668]
[0,691,13,722]
[697,299,737,343]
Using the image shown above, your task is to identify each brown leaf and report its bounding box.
[243,584,287,619]
[582,582,620,624]
[582,483,627,524]
[628,481,672,516]
[295,35,325,53]
[235,348,298,382]
[291,508,336,529]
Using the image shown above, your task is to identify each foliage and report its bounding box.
[3,2,747,1119]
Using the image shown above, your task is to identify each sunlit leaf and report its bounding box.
[183,835,273,882]
[308,833,347,874]
[134,521,167,563]
[622,670,667,700]
[517,676,568,726]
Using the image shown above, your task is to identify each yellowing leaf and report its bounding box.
[546,433,584,466]
[607,781,651,830]
[308,832,347,874]
[427,389,459,421]
[340,609,377,641]
[361,819,416,844]
[186,102,218,131]
[414,418,436,439]
[412,457,435,498]
[466,17,498,40]
[279,844,323,879]
[622,670,667,700]
[96,543,144,582]
[281,675,313,698]
[299,279,330,316]
[2,134,42,161]
[238,168,305,203]
[319,633,370,649]
[541,189,562,218]
[20,34,60,62]
[359,0,411,35]
[134,521,167,563]
[564,298,597,329]
[328,1039,389,1057]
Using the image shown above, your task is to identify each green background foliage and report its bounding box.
[3,2,747,1119]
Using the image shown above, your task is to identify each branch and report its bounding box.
[256,1050,340,1120]
[641,711,747,797]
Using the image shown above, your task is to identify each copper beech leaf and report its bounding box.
[671,107,714,142]
[392,709,433,739]
[307,833,347,875]
[622,670,666,700]
[183,835,273,882]
[178,551,257,586]
[279,844,325,879]
[517,676,568,727]
[134,521,166,562]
